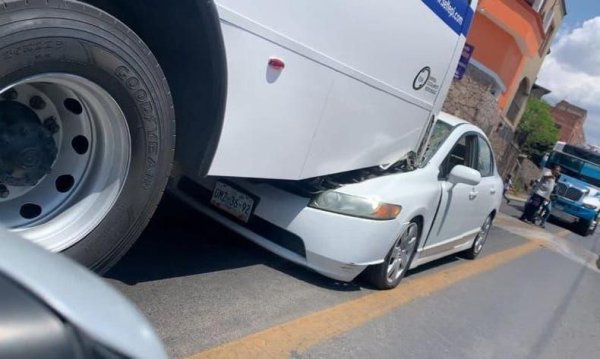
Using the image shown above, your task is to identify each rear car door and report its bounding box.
[473,136,499,224]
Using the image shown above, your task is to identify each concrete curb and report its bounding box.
[505,193,527,202]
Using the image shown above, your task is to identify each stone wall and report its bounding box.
[442,65,518,176]
[513,158,542,193]
[442,66,499,133]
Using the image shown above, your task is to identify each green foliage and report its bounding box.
[518,98,559,163]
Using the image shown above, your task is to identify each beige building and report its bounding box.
[443,0,567,176]
[506,0,568,128]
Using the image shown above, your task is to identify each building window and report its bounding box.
[543,10,555,32]
[540,24,555,55]
[507,78,530,124]
[527,0,547,12]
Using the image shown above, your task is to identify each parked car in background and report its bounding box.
[173,113,504,289]
[0,229,166,359]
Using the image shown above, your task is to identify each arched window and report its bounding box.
[506,78,531,124]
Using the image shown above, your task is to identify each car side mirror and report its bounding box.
[448,165,481,186]
[0,228,167,359]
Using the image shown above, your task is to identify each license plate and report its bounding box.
[211,181,255,223]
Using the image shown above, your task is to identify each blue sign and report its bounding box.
[455,43,475,80]
[421,0,475,36]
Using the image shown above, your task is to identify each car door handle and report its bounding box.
[490,188,497,195]
[469,191,478,200]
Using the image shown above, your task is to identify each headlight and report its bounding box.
[309,191,402,220]
[582,203,598,210]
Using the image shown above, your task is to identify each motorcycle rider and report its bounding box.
[520,165,561,224]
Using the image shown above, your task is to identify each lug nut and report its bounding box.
[0,184,9,199]
[29,95,46,110]
[1,88,18,101]
[44,117,60,134]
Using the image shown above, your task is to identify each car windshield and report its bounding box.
[421,120,454,166]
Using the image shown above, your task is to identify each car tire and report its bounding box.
[365,221,420,290]
[462,214,493,260]
[0,0,175,273]
[576,219,592,237]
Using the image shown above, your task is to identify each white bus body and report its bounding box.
[208,0,477,180]
[0,0,477,273]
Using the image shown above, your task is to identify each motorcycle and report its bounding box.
[533,199,551,226]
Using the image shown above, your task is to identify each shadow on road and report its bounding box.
[504,201,581,234]
[106,195,362,292]
[508,202,525,212]
[405,255,462,277]
[108,196,504,292]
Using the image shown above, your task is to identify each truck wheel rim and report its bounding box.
[0,74,131,252]
[387,223,418,282]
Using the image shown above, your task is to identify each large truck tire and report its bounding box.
[576,219,592,237]
[0,0,175,273]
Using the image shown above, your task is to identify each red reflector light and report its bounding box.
[268,57,285,70]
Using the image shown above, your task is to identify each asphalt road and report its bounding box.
[106,196,600,359]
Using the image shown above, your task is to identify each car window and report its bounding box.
[421,120,454,165]
[440,134,476,178]
[477,137,494,177]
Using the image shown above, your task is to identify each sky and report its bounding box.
[537,0,600,145]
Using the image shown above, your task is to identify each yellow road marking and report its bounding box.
[189,240,542,359]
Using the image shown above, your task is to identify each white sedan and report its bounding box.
[173,113,504,289]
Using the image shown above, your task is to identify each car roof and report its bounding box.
[437,112,469,127]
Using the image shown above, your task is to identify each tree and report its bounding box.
[517,98,559,163]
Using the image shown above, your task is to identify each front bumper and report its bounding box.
[173,177,406,282]
[553,198,598,222]
[551,207,579,223]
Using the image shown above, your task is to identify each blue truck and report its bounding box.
[542,142,600,236]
